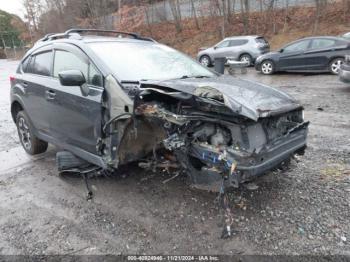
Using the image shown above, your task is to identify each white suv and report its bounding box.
[197,35,270,66]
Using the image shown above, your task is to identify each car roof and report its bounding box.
[282,36,349,47]
[30,28,155,50]
[297,36,346,41]
[22,30,157,78]
[225,35,261,40]
[27,29,156,57]
[81,35,153,44]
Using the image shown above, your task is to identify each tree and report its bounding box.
[169,0,182,33]
[240,0,249,34]
[190,0,200,30]
[283,0,289,33]
[0,10,23,48]
[313,0,327,34]
[342,0,349,20]
[23,0,44,34]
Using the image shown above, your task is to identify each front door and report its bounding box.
[279,40,311,71]
[48,44,103,154]
[212,40,232,59]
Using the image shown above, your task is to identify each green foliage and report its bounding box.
[0,9,21,48]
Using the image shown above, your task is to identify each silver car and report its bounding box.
[197,35,270,67]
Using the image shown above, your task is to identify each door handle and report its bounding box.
[22,82,28,87]
[45,90,56,100]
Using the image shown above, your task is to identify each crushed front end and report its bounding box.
[129,82,309,191]
[102,75,309,191]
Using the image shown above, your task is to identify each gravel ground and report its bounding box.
[0,60,349,256]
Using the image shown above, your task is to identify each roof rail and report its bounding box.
[64,28,156,42]
[35,28,156,45]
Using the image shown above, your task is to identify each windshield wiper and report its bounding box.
[121,80,140,84]
[179,75,211,79]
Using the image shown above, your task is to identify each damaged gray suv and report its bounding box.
[10,29,309,190]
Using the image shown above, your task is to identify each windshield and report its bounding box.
[88,41,215,81]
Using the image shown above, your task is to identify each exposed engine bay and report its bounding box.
[100,75,309,191]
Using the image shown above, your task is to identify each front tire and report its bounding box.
[260,60,275,75]
[16,111,48,155]
[329,58,344,75]
[199,55,211,67]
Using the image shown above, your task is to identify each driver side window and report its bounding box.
[53,50,102,87]
[284,40,310,53]
[216,40,230,48]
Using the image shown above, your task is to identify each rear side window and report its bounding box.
[311,39,336,49]
[230,39,249,47]
[255,37,268,44]
[26,52,52,76]
[26,56,35,73]
[20,56,31,73]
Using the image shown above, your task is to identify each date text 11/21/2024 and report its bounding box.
[127,255,220,261]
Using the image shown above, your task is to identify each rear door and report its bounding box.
[19,46,53,135]
[48,43,103,154]
[304,38,339,70]
[230,39,249,59]
[279,40,311,70]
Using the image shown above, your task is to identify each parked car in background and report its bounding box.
[339,55,350,83]
[255,36,350,75]
[342,32,350,40]
[197,35,270,67]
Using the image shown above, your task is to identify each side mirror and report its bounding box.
[279,48,284,53]
[58,70,86,86]
[58,70,89,96]
[214,46,218,50]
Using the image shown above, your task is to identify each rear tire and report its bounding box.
[199,55,211,67]
[16,111,48,155]
[239,54,253,66]
[329,57,344,75]
[260,60,275,75]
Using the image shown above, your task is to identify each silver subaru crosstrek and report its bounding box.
[197,35,270,66]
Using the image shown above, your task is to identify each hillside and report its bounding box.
[133,2,350,56]
[0,9,28,58]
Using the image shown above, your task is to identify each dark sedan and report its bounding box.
[255,36,350,75]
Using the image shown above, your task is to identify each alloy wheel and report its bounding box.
[330,59,344,74]
[240,55,251,65]
[200,56,210,67]
[261,61,273,75]
[18,117,32,150]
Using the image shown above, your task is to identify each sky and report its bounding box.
[0,0,25,19]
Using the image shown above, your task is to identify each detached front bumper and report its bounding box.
[188,122,309,188]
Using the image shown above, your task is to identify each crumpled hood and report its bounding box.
[141,75,302,121]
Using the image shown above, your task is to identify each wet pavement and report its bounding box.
[0,59,349,255]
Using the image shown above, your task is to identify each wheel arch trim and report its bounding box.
[11,96,25,123]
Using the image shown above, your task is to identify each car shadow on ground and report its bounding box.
[54,154,286,219]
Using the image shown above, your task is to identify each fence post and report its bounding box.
[1,35,7,58]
